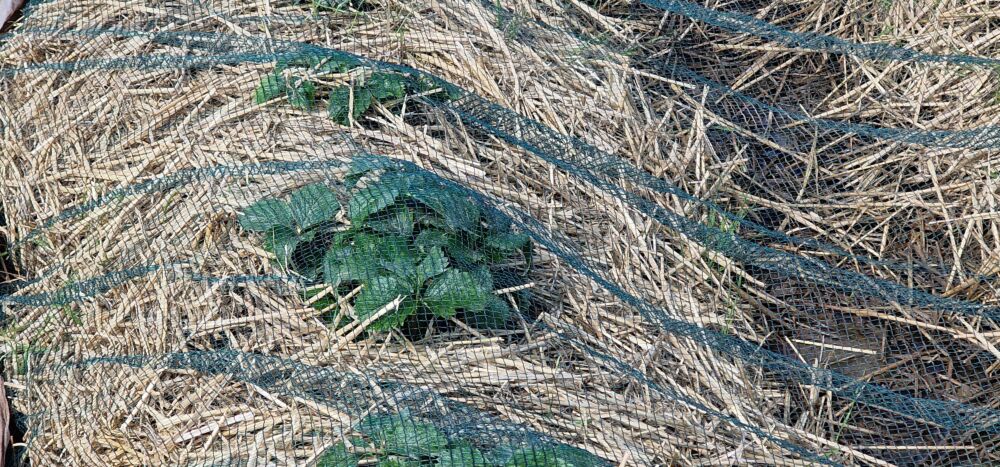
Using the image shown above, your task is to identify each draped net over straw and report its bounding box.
[1,0,999,465]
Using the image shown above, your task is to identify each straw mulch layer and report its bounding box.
[1,0,997,465]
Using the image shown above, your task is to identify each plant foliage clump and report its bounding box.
[238,160,533,335]
[316,412,602,466]
[252,53,460,125]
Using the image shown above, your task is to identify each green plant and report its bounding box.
[253,54,460,125]
[309,0,366,12]
[315,412,601,467]
[238,183,341,272]
[238,159,533,335]
[328,72,407,125]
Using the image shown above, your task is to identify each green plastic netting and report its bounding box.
[1,0,999,465]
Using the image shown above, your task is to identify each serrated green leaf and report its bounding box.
[317,54,363,74]
[415,246,448,286]
[437,444,492,467]
[345,155,397,187]
[329,86,353,124]
[376,236,419,282]
[254,73,287,104]
[487,232,530,251]
[353,87,373,120]
[371,298,417,331]
[445,237,485,267]
[367,72,407,100]
[263,226,300,269]
[315,442,360,467]
[414,229,449,249]
[470,266,494,292]
[354,276,407,324]
[504,445,602,467]
[380,419,449,457]
[323,234,400,287]
[287,77,316,110]
[465,294,511,329]
[411,188,479,232]
[348,178,403,224]
[367,205,415,237]
[358,413,404,437]
[328,86,372,125]
[423,269,490,318]
[375,459,421,467]
[289,183,339,231]
[323,246,373,288]
[239,198,293,232]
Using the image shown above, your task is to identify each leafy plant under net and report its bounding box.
[1,0,999,466]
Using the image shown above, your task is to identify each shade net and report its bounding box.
[0,0,999,465]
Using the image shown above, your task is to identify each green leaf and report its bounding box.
[282,53,321,70]
[414,229,449,249]
[465,295,511,329]
[348,179,403,224]
[239,198,293,232]
[377,237,419,282]
[353,276,413,329]
[358,413,403,436]
[445,237,485,266]
[412,188,480,232]
[437,444,492,467]
[287,77,316,110]
[332,230,355,248]
[359,414,449,459]
[323,246,379,288]
[367,297,417,332]
[329,86,353,124]
[317,54,363,74]
[470,266,494,291]
[375,459,421,467]
[504,446,602,467]
[367,72,407,100]
[329,86,373,125]
[254,73,287,104]
[263,226,300,269]
[367,205,415,237]
[423,269,490,318]
[345,155,397,187]
[324,233,406,287]
[352,87,374,120]
[289,183,340,231]
[315,442,360,467]
[487,232,530,251]
[415,246,448,286]
[380,419,449,457]
[417,75,463,101]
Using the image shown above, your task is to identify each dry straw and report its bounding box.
[0,0,997,465]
